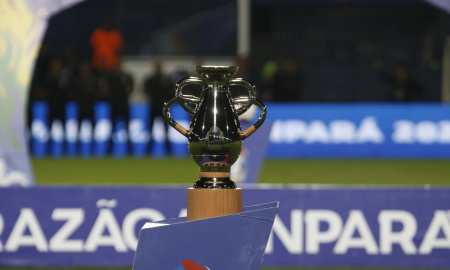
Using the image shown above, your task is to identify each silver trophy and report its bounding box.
[163,66,266,189]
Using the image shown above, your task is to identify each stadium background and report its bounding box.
[2,0,450,269]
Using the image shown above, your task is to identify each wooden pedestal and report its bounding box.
[187,188,242,221]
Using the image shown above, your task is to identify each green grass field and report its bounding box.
[2,158,449,270]
[32,157,450,186]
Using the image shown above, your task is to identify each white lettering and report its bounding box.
[122,208,165,251]
[305,210,343,254]
[269,118,450,145]
[152,117,166,143]
[31,120,49,142]
[84,209,127,252]
[129,120,149,143]
[305,121,329,144]
[333,210,378,254]
[94,120,112,142]
[5,208,48,252]
[378,210,417,254]
[419,211,450,254]
[266,210,302,254]
[285,120,307,143]
[51,120,64,142]
[392,120,414,143]
[439,121,450,143]
[112,127,128,143]
[329,120,356,143]
[414,121,438,144]
[65,119,78,143]
[269,120,283,143]
[79,120,93,143]
[49,209,84,252]
[356,117,384,143]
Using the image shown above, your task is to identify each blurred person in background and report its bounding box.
[90,18,123,71]
[28,42,53,128]
[273,59,302,102]
[44,59,74,141]
[61,45,79,78]
[262,54,302,102]
[236,57,257,82]
[77,62,97,122]
[144,58,172,153]
[95,58,112,102]
[261,53,285,101]
[45,60,66,123]
[373,60,423,102]
[60,48,79,104]
[170,58,203,87]
[110,59,134,126]
[234,57,259,97]
[33,42,53,80]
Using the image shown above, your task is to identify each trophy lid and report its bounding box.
[194,66,238,82]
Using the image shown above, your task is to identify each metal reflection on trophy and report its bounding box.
[163,66,267,189]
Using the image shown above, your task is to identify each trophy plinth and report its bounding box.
[187,188,242,221]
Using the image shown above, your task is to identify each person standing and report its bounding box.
[45,60,66,123]
[110,60,134,126]
[77,62,97,122]
[273,59,302,102]
[90,18,123,71]
[143,59,172,153]
[373,60,423,102]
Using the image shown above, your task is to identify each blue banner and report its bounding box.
[93,102,112,157]
[266,103,450,158]
[65,102,79,157]
[31,102,50,158]
[129,104,149,158]
[30,102,450,159]
[0,186,449,268]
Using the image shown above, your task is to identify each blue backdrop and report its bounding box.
[266,103,450,158]
[0,186,449,268]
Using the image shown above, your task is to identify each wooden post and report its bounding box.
[187,188,242,221]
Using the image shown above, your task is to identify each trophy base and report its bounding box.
[187,188,242,221]
[193,177,236,189]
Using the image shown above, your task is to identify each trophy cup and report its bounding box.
[163,66,266,220]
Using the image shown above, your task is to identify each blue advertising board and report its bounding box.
[93,102,112,157]
[31,102,49,158]
[65,102,79,157]
[0,186,449,268]
[29,102,450,159]
[265,103,450,158]
[129,103,150,158]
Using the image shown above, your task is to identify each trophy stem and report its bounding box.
[193,176,237,189]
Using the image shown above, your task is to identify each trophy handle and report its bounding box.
[162,96,191,138]
[163,78,203,138]
[230,78,267,140]
[175,77,203,116]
